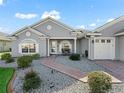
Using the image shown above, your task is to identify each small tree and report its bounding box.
[88,71,112,93]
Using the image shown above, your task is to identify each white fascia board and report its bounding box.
[50,37,77,39]
[27,27,47,36]
[87,33,102,36]
[13,27,48,37]
[115,32,124,36]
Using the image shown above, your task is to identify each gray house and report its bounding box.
[11,16,124,61]
[0,32,11,52]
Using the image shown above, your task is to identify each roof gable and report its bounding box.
[31,17,74,31]
[94,16,124,32]
[12,27,48,37]
[11,17,75,37]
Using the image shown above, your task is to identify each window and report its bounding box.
[95,39,99,43]
[51,41,57,53]
[101,39,105,43]
[107,39,111,43]
[21,43,36,53]
[19,39,38,54]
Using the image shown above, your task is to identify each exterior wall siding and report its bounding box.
[0,41,11,52]
[76,39,81,54]
[80,38,89,55]
[34,20,73,37]
[100,20,124,37]
[115,37,120,60]
[11,30,47,57]
[117,35,124,61]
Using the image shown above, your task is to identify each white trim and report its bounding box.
[50,40,58,54]
[47,38,50,56]
[19,39,39,54]
[0,36,11,41]
[115,32,124,36]
[94,36,115,39]
[15,29,28,36]
[74,38,77,53]
[50,37,76,39]
[88,38,91,59]
[28,27,47,36]
[15,27,48,37]
[87,33,102,36]
[39,36,49,39]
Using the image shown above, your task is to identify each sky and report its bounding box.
[0,0,124,34]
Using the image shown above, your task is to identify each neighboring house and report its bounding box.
[10,16,124,61]
[0,32,11,52]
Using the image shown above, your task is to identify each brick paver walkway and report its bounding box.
[42,56,123,83]
[42,56,87,82]
[95,60,124,82]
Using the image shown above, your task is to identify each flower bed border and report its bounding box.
[7,70,16,93]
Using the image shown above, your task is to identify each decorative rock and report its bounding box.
[6,57,124,93]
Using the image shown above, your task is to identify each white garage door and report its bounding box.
[94,37,115,59]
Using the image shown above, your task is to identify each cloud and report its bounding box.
[76,25,85,29]
[107,18,114,22]
[15,13,38,19]
[90,23,96,27]
[96,18,100,22]
[41,10,61,20]
[0,27,9,34]
[0,0,3,5]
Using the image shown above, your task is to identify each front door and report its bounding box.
[50,41,57,54]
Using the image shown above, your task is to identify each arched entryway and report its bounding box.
[59,40,72,54]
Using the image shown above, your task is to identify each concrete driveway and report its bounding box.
[95,60,124,82]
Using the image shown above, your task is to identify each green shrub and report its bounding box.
[88,71,112,93]
[1,53,11,60]
[69,54,80,61]
[1,53,14,63]
[23,71,41,92]
[32,53,40,60]
[6,58,14,63]
[25,71,37,80]
[17,56,33,68]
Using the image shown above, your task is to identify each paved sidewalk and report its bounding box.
[42,56,87,82]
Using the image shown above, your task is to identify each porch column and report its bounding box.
[47,38,50,56]
[74,38,77,53]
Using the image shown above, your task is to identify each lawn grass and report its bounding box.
[0,68,15,93]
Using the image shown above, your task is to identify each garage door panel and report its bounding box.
[94,37,115,59]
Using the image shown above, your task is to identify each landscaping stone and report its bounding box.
[0,56,124,93]
[0,60,17,68]
[55,56,107,72]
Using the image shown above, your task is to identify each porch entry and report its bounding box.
[50,40,72,54]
